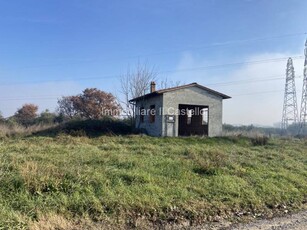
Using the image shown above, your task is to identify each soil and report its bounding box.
[183,210,307,230]
[228,210,307,230]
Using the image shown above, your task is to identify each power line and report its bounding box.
[0,32,305,72]
[0,90,294,101]
[232,89,284,96]
[0,75,303,101]
[160,56,304,74]
[0,74,119,86]
[0,97,58,101]
[134,32,307,59]
[232,89,302,97]
[207,75,302,87]
[0,56,303,86]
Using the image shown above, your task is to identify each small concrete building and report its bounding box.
[129,82,231,137]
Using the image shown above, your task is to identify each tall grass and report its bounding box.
[0,135,306,229]
[0,123,56,138]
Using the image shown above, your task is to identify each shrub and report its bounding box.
[14,104,38,126]
[36,110,58,125]
[35,118,132,137]
[250,135,269,146]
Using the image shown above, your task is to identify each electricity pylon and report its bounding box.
[281,58,299,130]
[299,40,307,134]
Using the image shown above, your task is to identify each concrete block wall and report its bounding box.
[135,95,163,136]
[162,87,223,137]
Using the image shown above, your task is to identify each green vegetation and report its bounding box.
[223,123,307,137]
[0,118,132,139]
[36,119,132,137]
[0,135,306,229]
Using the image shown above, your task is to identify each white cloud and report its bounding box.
[169,52,305,126]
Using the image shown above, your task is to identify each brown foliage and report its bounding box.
[15,104,38,125]
[58,88,121,119]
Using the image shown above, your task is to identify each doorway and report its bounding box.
[178,104,209,136]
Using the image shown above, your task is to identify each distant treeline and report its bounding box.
[223,123,306,137]
[0,88,122,127]
[0,107,64,127]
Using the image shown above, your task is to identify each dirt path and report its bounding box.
[175,210,307,230]
[226,210,307,230]
[31,210,307,229]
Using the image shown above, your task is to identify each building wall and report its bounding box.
[135,95,163,136]
[162,86,223,137]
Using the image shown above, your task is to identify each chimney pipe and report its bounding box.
[150,81,156,93]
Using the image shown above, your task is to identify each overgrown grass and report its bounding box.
[0,135,306,229]
[0,123,56,138]
[35,119,132,137]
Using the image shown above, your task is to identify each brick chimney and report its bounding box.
[150,81,156,93]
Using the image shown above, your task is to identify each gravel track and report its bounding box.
[227,210,307,230]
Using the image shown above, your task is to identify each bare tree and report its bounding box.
[57,96,78,119]
[159,77,182,90]
[120,62,157,120]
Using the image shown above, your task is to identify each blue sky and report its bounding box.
[0,0,306,125]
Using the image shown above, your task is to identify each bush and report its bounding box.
[57,88,121,119]
[35,118,132,137]
[14,104,38,126]
[36,110,57,125]
[250,135,269,146]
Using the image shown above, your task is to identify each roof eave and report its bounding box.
[129,92,160,102]
[129,83,231,102]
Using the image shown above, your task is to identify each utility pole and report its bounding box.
[299,40,307,135]
[281,58,299,131]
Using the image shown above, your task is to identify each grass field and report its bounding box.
[0,134,306,229]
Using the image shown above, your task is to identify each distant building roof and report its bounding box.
[129,82,231,102]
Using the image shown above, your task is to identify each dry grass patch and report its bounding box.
[0,123,56,138]
[19,161,65,194]
[29,214,74,230]
[29,214,115,230]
